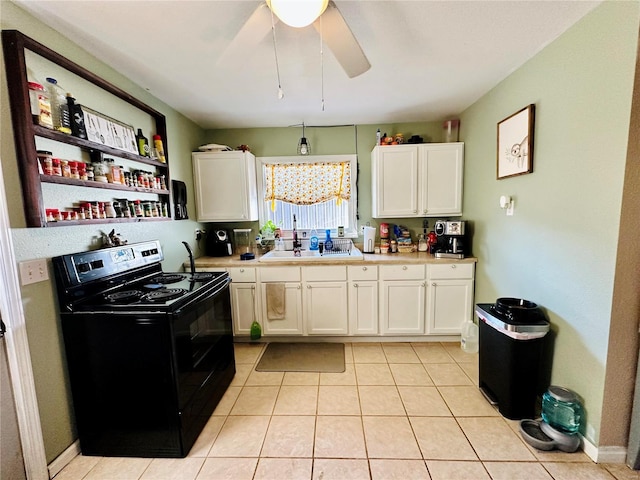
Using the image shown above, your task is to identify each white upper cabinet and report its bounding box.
[192,151,259,222]
[371,143,464,218]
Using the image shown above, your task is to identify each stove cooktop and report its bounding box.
[77,271,227,312]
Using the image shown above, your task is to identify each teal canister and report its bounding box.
[541,386,583,434]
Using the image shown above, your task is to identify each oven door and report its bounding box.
[171,276,235,450]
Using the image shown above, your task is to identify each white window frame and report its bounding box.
[256,155,358,238]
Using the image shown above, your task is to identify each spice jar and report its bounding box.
[69,161,79,179]
[93,160,109,183]
[143,201,153,217]
[51,158,62,176]
[37,150,53,175]
[104,201,116,218]
[77,162,87,181]
[133,200,143,217]
[86,165,95,182]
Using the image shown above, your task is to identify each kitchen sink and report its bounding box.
[259,248,364,262]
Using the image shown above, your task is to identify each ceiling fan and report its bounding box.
[219,0,370,79]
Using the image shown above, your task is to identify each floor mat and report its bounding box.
[255,343,345,373]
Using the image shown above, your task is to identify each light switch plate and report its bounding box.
[19,259,49,285]
[506,200,515,216]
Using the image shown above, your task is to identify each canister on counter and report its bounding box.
[380,223,389,239]
[37,150,53,175]
[380,238,390,254]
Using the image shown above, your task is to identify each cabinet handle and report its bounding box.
[432,282,437,286]
[297,285,301,289]
[307,285,311,289]
[402,266,408,270]
[362,266,367,271]
[423,209,428,214]
[413,209,418,213]
[354,283,358,288]
[422,282,426,287]
[240,268,245,272]
[451,265,456,269]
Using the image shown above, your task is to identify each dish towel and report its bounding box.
[266,283,286,320]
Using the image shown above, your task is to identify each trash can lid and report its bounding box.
[492,297,547,325]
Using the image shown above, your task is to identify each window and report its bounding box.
[256,155,358,237]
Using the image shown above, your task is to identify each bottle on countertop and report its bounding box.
[309,229,319,251]
[324,229,333,252]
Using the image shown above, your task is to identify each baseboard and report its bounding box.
[581,435,628,464]
[48,440,80,478]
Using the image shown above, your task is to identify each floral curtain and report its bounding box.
[264,162,351,211]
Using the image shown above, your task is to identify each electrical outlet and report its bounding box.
[360,225,365,235]
[19,259,49,285]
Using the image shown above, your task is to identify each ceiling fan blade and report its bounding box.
[217,2,276,68]
[313,1,370,78]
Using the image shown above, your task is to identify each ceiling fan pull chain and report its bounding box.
[269,6,284,100]
[320,14,325,111]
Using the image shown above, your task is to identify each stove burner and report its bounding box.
[190,272,216,282]
[105,290,144,304]
[148,274,186,285]
[143,288,187,303]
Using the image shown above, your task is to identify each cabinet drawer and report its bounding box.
[348,265,378,281]
[259,266,301,282]
[303,266,347,282]
[379,264,425,280]
[196,267,226,273]
[429,263,474,280]
[227,267,256,282]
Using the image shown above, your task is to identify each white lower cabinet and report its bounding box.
[426,263,475,334]
[227,267,258,335]
[348,265,378,335]
[379,265,426,334]
[259,267,303,335]
[303,266,348,335]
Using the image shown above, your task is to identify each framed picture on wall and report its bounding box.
[497,104,535,179]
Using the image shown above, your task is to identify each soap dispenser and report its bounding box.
[309,229,319,251]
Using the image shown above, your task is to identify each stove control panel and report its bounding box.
[55,241,165,286]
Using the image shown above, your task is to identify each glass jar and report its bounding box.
[93,161,109,183]
[104,201,116,218]
[133,200,143,217]
[60,160,71,178]
[69,161,79,179]
[28,81,53,129]
[37,150,53,175]
[86,165,95,182]
[541,386,583,434]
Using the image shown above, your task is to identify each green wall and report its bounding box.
[1,2,207,461]
[204,123,449,239]
[459,1,639,444]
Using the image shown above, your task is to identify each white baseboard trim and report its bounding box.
[581,435,628,464]
[48,441,80,479]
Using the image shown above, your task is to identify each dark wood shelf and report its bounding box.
[34,125,169,168]
[40,174,170,194]
[44,216,172,227]
[2,29,173,227]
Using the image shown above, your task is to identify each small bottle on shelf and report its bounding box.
[45,77,71,134]
[152,134,166,163]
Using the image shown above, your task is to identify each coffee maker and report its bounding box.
[206,229,233,257]
[434,220,467,258]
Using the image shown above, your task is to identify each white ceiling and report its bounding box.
[14,0,600,129]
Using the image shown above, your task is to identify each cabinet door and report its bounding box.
[426,279,474,334]
[371,146,419,217]
[349,281,378,335]
[260,283,303,335]
[192,151,258,221]
[304,282,348,335]
[380,280,426,334]
[418,143,464,216]
[230,283,258,335]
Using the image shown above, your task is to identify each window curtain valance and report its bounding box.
[265,161,351,211]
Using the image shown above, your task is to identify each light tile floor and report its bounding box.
[54,342,637,480]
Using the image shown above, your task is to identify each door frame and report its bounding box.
[0,156,48,479]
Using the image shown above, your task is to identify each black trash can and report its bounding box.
[475,298,550,420]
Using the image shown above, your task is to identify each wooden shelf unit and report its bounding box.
[2,29,172,227]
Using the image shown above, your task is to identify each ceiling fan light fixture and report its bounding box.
[267,0,329,28]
